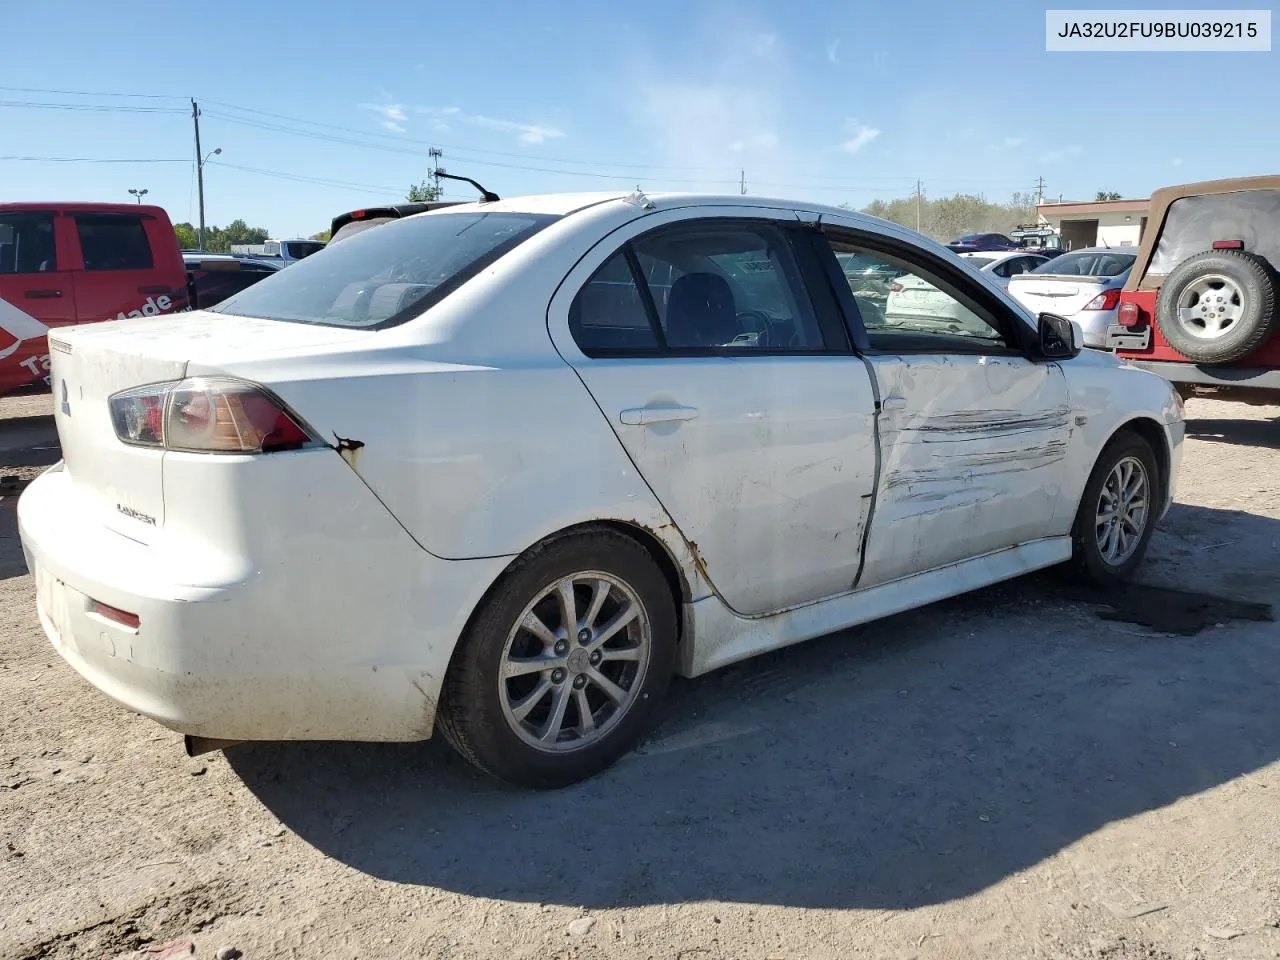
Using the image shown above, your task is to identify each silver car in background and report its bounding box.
[1006,247,1136,348]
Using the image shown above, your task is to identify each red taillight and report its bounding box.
[1212,239,1244,250]
[1083,289,1122,311]
[350,209,366,220]
[109,378,315,453]
[890,282,904,292]
[89,600,140,630]
[1118,301,1142,327]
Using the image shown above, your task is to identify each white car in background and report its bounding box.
[1007,247,1137,349]
[19,192,1184,789]
[959,250,1053,287]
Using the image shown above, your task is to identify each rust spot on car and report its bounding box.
[333,434,365,466]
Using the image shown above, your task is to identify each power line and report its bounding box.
[0,99,186,114]
[0,85,187,101]
[205,159,403,194]
[0,155,189,163]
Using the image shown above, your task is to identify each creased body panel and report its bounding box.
[858,354,1073,588]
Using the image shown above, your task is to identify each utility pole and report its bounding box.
[915,179,922,232]
[429,147,443,199]
[193,99,206,251]
[1034,175,1046,207]
[740,169,747,195]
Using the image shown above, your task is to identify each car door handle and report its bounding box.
[619,405,699,426]
[880,396,908,412]
[24,289,62,299]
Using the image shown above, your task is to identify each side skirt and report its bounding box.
[678,536,1072,677]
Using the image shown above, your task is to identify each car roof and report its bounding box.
[1053,246,1137,256]
[414,190,946,240]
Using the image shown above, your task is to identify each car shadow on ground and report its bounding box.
[229,502,1280,912]
[1185,415,1279,449]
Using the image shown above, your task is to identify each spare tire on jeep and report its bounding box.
[1155,249,1278,364]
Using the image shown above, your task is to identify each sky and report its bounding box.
[3,0,1277,238]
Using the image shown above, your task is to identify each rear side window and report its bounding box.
[211,211,557,328]
[569,251,661,352]
[1149,189,1280,277]
[0,212,57,273]
[283,240,325,260]
[76,215,154,271]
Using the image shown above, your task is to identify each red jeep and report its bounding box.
[0,202,188,395]
[1109,176,1280,403]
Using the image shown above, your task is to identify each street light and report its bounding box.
[128,188,148,204]
[196,146,221,251]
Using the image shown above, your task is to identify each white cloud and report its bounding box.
[1172,156,1184,167]
[729,133,779,152]
[415,106,564,144]
[826,38,841,63]
[1040,144,1083,164]
[987,135,1027,152]
[838,122,881,155]
[360,102,408,133]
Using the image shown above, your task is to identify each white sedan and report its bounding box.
[18,191,1185,788]
[958,250,1053,287]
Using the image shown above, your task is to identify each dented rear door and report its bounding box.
[855,352,1071,588]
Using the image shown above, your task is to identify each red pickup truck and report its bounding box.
[1107,176,1280,404]
[0,202,188,395]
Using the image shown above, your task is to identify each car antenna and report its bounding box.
[436,169,500,203]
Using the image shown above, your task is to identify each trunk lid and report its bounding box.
[1006,274,1110,318]
[49,312,369,542]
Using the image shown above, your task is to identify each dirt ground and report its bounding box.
[1,394,1278,960]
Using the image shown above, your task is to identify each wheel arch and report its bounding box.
[438,519,692,716]
[1109,415,1171,503]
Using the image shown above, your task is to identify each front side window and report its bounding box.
[826,239,1007,351]
[0,212,57,274]
[212,211,556,328]
[76,216,153,271]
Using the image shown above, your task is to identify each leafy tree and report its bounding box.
[858,191,1043,242]
[1095,190,1122,201]
[173,222,198,249]
[407,180,442,202]
[310,229,331,242]
[171,219,271,252]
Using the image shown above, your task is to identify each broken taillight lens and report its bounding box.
[109,378,315,453]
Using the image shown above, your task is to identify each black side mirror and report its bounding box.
[1036,312,1081,360]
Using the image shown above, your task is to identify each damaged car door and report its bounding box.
[819,232,1072,589]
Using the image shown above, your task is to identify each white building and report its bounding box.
[1036,198,1150,250]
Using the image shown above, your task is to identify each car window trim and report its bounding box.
[815,225,1033,357]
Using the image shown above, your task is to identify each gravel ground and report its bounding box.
[1,395,1277,960]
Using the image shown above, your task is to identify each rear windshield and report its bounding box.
[283,240,326,260]
[1031,250,1134,277]
[1149,189,1280,277]
[211,211,557,328]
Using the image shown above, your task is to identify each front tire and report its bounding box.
[437,529,677,789]
[1070,432,1161,587]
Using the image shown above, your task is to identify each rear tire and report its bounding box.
[437,529,677,789]
[1070,432,1161,587]
[1155,250,1278,364]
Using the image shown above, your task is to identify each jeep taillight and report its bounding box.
[1083,289,1121,311]
[109,378,316,453]
[1117,301,1142,327]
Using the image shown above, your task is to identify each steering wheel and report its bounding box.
[734,310,774,347]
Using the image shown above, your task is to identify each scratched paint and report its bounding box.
[857,354,1074,588]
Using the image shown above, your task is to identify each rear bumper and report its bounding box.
[1118,359,1280,393]
[17,458,511,743]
